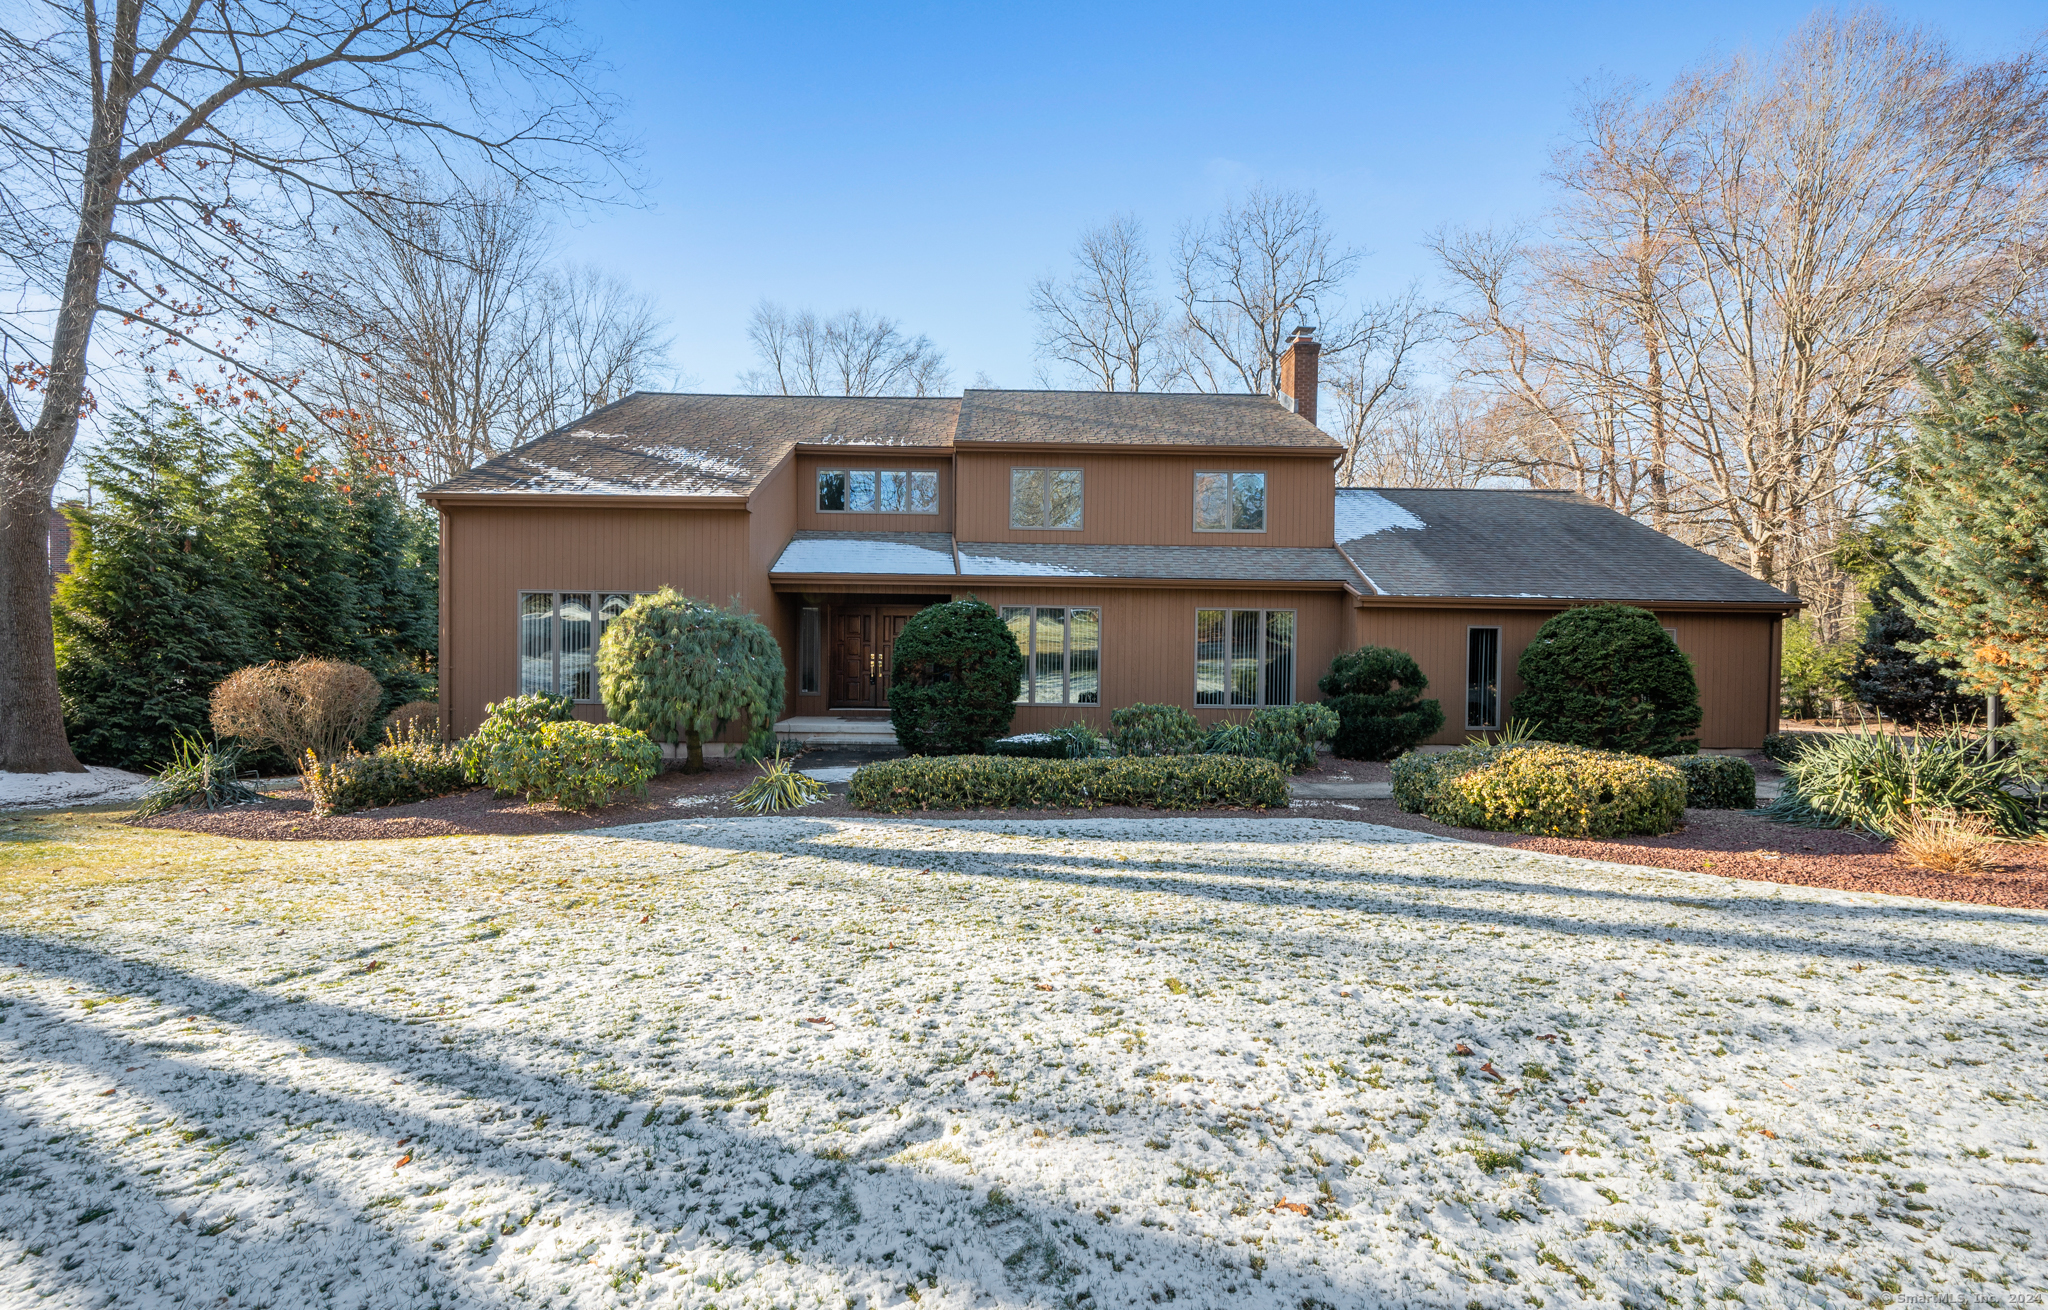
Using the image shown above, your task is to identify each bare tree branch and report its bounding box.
[739,301,950,397]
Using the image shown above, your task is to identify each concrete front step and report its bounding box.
[775,716,900,747]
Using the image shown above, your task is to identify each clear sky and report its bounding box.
[551,2,2039,394]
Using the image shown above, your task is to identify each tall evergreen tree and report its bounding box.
[1898,323,2048,763]
[54,407,262,769]
[54,405,439,770]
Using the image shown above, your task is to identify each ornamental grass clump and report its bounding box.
[733,752,829,813]
[849,754,1287,812]
[133,736,261,817]
[484,720,661,810]
[1892,808,1996,875]
[1425,743,1686,838]
[1764,724,2035,837]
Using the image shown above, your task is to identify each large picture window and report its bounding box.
[1466,626,1500,730]
[1194,471,1266,531]
[520,591,643,701]
[1009,468,1083,529]
[817,468,939,514]
[1195,609,1294,705]
[1000,606,1100,704]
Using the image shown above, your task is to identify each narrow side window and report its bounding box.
[519,592,556,694]
[1467,627,1500,730]
[798,607,822,696]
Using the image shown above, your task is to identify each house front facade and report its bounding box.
[424,336,1800,749]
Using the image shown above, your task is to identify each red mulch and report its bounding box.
[131,752,2048,910]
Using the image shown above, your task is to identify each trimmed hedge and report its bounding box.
[1318,646,1446,760]
[484,720,662,809]
[1110,703,1204,757]
[988,722,1104,760]
[848,753,1288,812]
[304,732,469,816]
[1393,742,1685,837]
[1663,754,1756,809]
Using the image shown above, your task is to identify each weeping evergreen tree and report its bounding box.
[597,589,785,772]
[1898,322,2048,764]
[54,407,261,769]
[53,403,439,770]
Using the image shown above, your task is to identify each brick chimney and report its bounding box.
[1278,325,1319,427]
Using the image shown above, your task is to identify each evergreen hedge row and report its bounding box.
[849,754,1288,812]
[1662,755,1757,809]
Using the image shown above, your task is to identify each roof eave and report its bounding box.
[424,491,753,509]
[1352,594,1803,612]
[953,440,1341,456]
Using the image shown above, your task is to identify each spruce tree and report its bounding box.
[54,406,261,769]
[1898,322,2048,763]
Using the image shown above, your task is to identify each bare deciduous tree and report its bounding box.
[1320,285,1441,482]
[740,302,950,397]
[298,191,672,488]
[1029,216,1167,390]
[0,0,623,771]
[1438,13,2048,637]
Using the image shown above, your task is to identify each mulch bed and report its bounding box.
[132,752,2048,910]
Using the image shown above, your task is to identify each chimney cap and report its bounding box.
[1288,324,1318,342]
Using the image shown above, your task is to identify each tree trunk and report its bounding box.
[683,727,704,774]
[0,494,86,772]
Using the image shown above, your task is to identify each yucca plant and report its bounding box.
[134,736,261,817]
[1766,722,2035,837]
[733,751,829,813]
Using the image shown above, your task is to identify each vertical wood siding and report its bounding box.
[1352,604,1779,749]
[440,504,753,737]
[953,451,1335,547]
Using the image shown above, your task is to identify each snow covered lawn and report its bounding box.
[0,765,150,811]
[2,815,2045,1309]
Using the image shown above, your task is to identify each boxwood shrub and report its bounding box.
[848,753,1288,812]
[1663,754,1757,809]
[1433,743,1685,837]
[484,720,662,809]
[1110,703,1204,757]
[888,597,1025,755]
[1390,743,1501,815]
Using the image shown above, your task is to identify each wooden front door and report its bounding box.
[830,607,918,708]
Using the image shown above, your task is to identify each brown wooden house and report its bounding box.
[423,336,1799,750]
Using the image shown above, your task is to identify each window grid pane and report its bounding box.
[878,470,907,513]
[1232,473,1267,530]
[847,470,877,512]
[519,593,555,694]
[1001,606,1033,703]
[1228,610,1261,705]
[1068,608,1100,705]
[1195,609,1227,705]
[558,594,594,700]
[1047,470,1083,528]
[1194,473,1228,530]
[1010,469,1046,528]
[1032,607,1067,704]
[1263,610,1294,705]
[817,471,846,512]
[910,471,939,513]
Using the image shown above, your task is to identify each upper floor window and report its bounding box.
[1194,471,1266,532]
[817,469,939,514]
[1010,468,1083,529]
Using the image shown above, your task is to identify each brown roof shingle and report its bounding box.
[956,389,1337,448]
[427,393,959,498]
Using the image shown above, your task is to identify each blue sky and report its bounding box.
[555,2,2043,393]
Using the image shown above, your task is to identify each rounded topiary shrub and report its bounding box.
[1511,604,1702,758]
[888,596,1026,755]
[1432,742,1685,837]
[1318,646,1446,760]
[1663,754,1756,809]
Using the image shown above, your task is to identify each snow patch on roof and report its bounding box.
[957,549,1100,577]
[773,538,956,575]
[1335,489,1426,541]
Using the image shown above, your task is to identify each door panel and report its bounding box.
[833,611,874,706]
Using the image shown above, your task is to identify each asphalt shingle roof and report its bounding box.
[956,389,1336,448]
[429,394,959,498]
[1335,488,1799,605]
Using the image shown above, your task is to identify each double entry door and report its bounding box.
[831,606,920,708]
